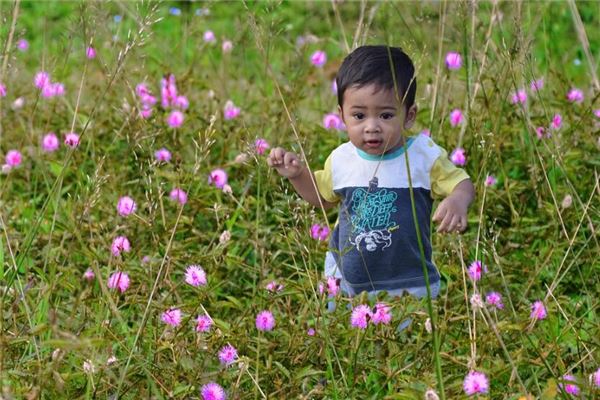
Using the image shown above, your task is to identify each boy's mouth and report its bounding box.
[364,139,383,149]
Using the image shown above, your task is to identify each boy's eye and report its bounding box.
[381,113,395,120]
[352,113,365,120]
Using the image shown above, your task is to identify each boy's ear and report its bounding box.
[404,104,417,129]
[338,105,345,121]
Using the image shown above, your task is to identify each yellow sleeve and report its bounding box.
[430,147,470,199]
[313,154,340,203]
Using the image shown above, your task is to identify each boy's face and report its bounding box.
[339,84,416,156]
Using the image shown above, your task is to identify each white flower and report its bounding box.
[83,359,95,374]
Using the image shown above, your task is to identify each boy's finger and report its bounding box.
[458,216,467,232]
[448,215,460,233]
[432,206,446,222]
[438,213,454,233]
[283,152,298,168]
[270,148,285,164]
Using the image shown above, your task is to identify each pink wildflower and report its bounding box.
[551,114,562,130]
[185,265,207,287]
[323,113,344,130]
[255,310,275,331]
[310,50,327,67]
[530,78,544,92]
[0,83,6,97]
[484,175,497,187]
[196,315,213,332]
[42,133,60,152]
[265,280,284,293]
[254,138,270,155]
[41,83,56,98]
[449,109,464,127]
[34,71,50,89]
[222,40,233,53]
[530,300,547,320]
[203,30,216,43]
[169,188,188,205]
[350,304,372,329]
[107,271,130,293]
[536,126,546,139]
[331,79,338,94]
[161,308,182,327]
[567,88,584,103]
[161,75,177,108]
[139,107,153,119]
[558,374,580,396]
[463,370,489,395]
[467,260,486,281]
[155,148,172,163]
[590,368,600,388]
[83,268,95,281]
[140,93,157,106]
[208,168,228,189]
[326,276,339,297]
[167,110,184,128]
[64,133,80,148]
[310,224,330,241]
[318,283,325,295]
[17,39,29,51]
[174,95,189,110]
[594,109,600,119]
[136,83,149,97]
[42,82,65,98]
[371,303,392,325]
[117,196,137,216]
[223,100,240,120]
[307,328,315,336]
[200,382,226,400]
[111,236,131,257]
[141,96,157,108]
[86,47,96,59]
[445,52,462,70]
[450,148,466,166]
[511,89,527,104]
[218,344,238,366]
[5,150,22,168]
[485,291,504,309]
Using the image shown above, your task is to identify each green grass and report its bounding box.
[0,1,598,398]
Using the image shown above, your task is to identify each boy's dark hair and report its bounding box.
[336,45,416,110]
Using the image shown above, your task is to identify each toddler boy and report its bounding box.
[267,45,475,301]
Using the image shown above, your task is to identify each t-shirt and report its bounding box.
[314,133,469,293]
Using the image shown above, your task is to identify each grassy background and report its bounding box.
[0,1,598,398]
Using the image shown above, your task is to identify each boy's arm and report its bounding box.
[289,167,337,209]
[267,147,337,210]
[432,178,475,233]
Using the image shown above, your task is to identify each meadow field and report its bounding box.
[0,1,598,398]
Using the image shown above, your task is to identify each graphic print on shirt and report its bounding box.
[348,187,398,252]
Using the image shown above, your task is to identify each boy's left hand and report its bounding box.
[432,194,469,234]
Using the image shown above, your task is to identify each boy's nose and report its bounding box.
[364,118,381,133]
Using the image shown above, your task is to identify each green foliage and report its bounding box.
[0,1,598,399]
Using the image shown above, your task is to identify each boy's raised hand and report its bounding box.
[267,147,304,179]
